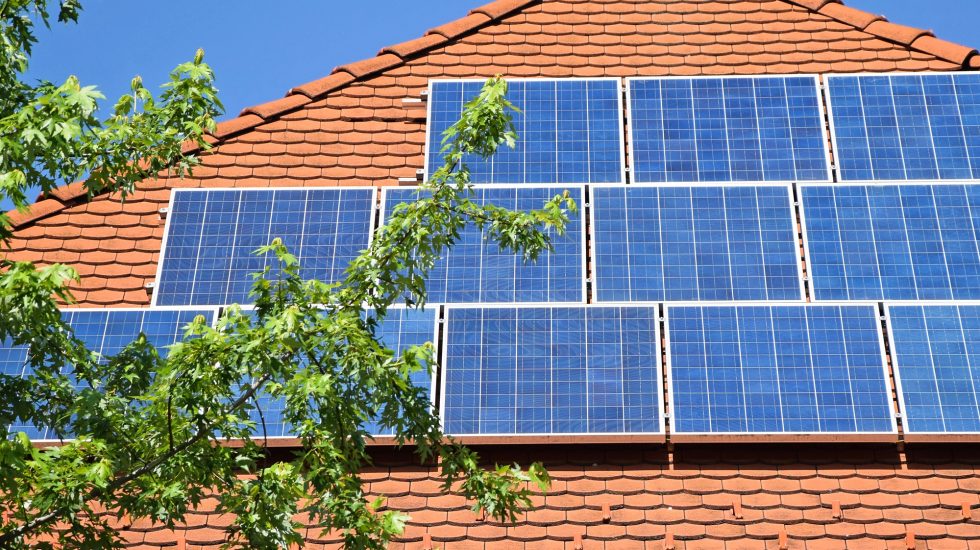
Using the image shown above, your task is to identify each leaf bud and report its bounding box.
[194,48,205,65]
[130,75,143,92]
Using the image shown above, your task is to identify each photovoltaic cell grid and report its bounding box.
[627,76,830,183]
[155,188,375,307]
[382,186,586,304]
[827,73,980,181]
[4,308,216,440]
[591,185,802,302]
[441,306,662,437]
[801,184,980,301]
[247,308,438,438]
[887,305,980,434]
[667,305,894,435]
[426,79,624,184]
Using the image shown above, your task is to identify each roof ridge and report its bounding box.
[6,0,980,230]
[786,0,977,64]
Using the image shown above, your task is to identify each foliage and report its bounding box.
[0,2,570,548]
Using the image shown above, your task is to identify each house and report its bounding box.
[5,0,980,548]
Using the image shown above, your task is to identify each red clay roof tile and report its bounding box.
[239,94,311,119]
[288,71,357,99]
[211,114,264,139]
[380,34,449,59]
[864,20,932,46]
[427,12,492,40]
[6,199,65,229]
[817,2,882,29]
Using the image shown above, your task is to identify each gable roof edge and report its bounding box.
[6,0,979,230]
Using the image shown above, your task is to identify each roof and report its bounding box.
[6,1,980,549]
[4,0,979,306]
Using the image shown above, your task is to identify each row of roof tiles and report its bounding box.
[37,445,980,550]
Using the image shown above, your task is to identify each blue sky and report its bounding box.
[5,0,980,211]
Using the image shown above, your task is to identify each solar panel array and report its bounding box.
[246,308,438,439]
[826,73,980,182]
[5,308,217,440]
[627,76,830,184]
[887,304,980,436]
[667,305,895,436]
[592,185,802,302]
[54,72,980,444]
[382,186,586,304]
[155,188,375,307]
[426,79,624,184]
[441,306,662,437]
[801,184,980,301]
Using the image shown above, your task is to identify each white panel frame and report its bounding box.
[379,184,589,305]
[229,303,442,447]
[18,306,222,446]
[884,301,980,443]
[625,74,833,185]
[588,183,806,303]
[439,303,666,444]
[664,301,898,443]
[423,78,628,185]
[151,186,378,308]
[825,71,980,183]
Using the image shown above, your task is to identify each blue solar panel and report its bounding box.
[441,306,663,437]
[667,305,895,436]
[4,308,218,440]
[426,79,624,184]
[827,73,980,181]
[627,76,830,183]
[155,188,375,306]
[801,184,980,301]
[382,186,586,304]
[591,185,803,302]
[247,307,438,439]
[887,304,980,435]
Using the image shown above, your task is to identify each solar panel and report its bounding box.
[800,183,980,301]
[425,79,625,184]
[666,304,895,439]
[381,186,586,304]
[246,307,438,439]
[591,185,804,302]
[826,72,980,181]
[627,76,830,183]
[154,188,375,307]
[4,308,218,440]
[441,306,663,440]
[886,304,980,438]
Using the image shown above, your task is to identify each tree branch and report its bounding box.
[0,372,273,545]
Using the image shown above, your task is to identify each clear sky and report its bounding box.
[5,0,980,211]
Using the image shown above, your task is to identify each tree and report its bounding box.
[0,2,575,548]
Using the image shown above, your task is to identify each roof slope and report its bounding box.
[3,0,979,305]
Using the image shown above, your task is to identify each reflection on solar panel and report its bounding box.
[247,308,438,439]
[155,188,375,307]
[627,76,830,183]
[592,185,803,302]
[801,184,980,301]
[441,306,663,438]
[827,72,980,181]
[887,304,980,436]
[5,308,218,440]
[426,79,624,184]
[667,305,895,437]
[382,186,586,304]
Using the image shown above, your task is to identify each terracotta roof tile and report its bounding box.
[427,12,493,40]
[6,199,65,229]
[239,94,311,119]
[864,20,932,46]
